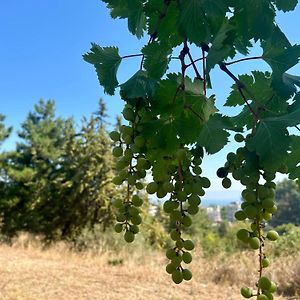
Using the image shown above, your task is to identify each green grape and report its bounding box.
[234,133,244,143]
[182,215,192,227]
[262,212,272,221]
[241,287,252,298]
[258,185,269,199]
[156,187,167,199]
[244,205,258,218]
[109,131,120,141]
[113,198,123,208]
[131,214,142,225]
[112,176,123,185]
[266,230,279,241]
[170,210,182,221]
[222,177,232,189]
[124,148,133,159]
[263,291,273,300]
[182,269,192,281]
[188,194,201,206]
[227,152,236,163]
[122,107,135,121]
[124,231,135,243]
[257,295,268,300]
[132,195,143,207]
[172,269,183,284]
[182,252,192,264]
[170,229,181,241]
[243,191,256,203]
[112,147,123,157]
[166,263,177,274]
[130,225,139,234]
[116,214,126,222]
[183,240,194,250]
[193,165,202,175]
[177,190,187,202]
[163,200,175,213]
[266,205,277,214]
[262,257,270,268]
[128,206,139,216]
[171,255,182,267]
[235,210,247,221]
[166,248,177,259]
[237,229,250,243]
[114,223,123,233]
[176,239,184,249]
[163,181,174,193]
[258,276,272,290]
[232,169,243,180]
[262,198,275,209]
[183,183,193,194]
[187,204,199,215]
[123,135,132,145]
[135,182,144,190]
[193,158,202,165]
[249,237,260,249]
[269,282,277,293]
[201,177,211,188]
[127,176,136,186]
[217,167,228,178]
[134,136,145,147]
[250,222,258,232]
[146,182,158,194]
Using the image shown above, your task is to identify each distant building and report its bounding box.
[226,201,241,222]
[204,205,222,223]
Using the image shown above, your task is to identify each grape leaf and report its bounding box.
[206,21,235,74]
[178,0,210,45]
[246,120,290,170]
[120,70,157,101]
[102,0,146,38]
[197,114,235,154]
[232,0,275,41]
[273,0,298,12]
[83,44,121,95]
[282,73,300,95]
[142,42,172,79]
[286,135,300,188]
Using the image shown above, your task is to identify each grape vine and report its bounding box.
[84,0,300,298]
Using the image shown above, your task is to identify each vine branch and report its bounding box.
[224,56,263,66]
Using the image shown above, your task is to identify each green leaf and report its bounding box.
[273,0,298,12]
[120,70,157,101]
[83,44,121,95]
[246,120,290,170]
[178,0,210,45]
[286,135,300,187]
[232,0,275,41]
[103,0,146,38]
[206,21,235,74]
[142,42,172,79]
[197,114,234,154]
[282,73,300,95]
[268,95,300,127]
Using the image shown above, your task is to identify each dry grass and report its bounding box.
[0,233,298,300]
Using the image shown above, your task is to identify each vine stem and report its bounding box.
[122,54,143,59]
[224,56,263,66]
[202,47,207,95]
[184,40,203,81]
[256,218,263,296]
[219,63,258,120]
[140,0,171,69]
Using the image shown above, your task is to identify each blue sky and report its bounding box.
[0,1,299,203]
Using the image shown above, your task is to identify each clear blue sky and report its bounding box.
[0,1,299,202]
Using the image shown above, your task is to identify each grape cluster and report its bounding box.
[109,103,210,283]
[110,104,151,242]
[217,133,283,299]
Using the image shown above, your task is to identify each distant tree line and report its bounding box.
[0,99,122,240]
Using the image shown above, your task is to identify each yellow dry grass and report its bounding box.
[0,233,298,300]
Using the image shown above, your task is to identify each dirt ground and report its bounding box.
[0,243,296,300]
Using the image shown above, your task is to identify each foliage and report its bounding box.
[0,99,120,239]
[270,179,300,226]
[86,0,300,294]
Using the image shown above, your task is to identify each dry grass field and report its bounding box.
[0,234,299,300]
